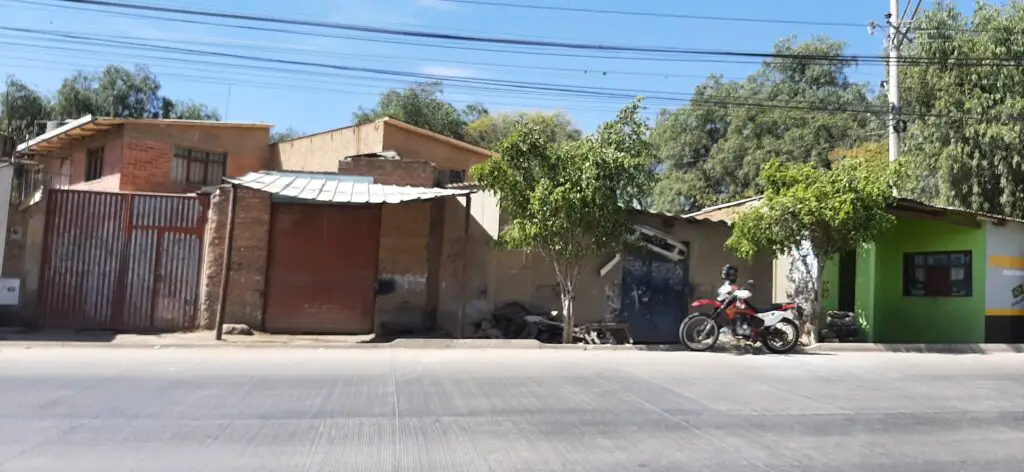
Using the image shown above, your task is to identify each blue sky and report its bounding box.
[0,0,978,134]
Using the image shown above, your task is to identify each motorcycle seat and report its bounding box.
[746,302,785,314]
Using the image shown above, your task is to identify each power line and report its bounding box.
[0,28,890,114]
[44,0,1002,67]
[436,0,870,28]
[40,0,1024,67]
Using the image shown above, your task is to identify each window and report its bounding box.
[85,147,104,182]
[903,251,972,297]
[171,146,227,186]
[437,169,466,185]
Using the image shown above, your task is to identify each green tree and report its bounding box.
[53,65,163,119]
[353,81,469,140]
[899,0,1024,218]
[162,99,221,120]
[465,110,582,150]
[651,36,882,214]
[471,98,656,343]
[725,158,896,343]
[1,76,52,142]
[270,127,305,143]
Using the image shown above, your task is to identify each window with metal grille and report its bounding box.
[85,147,104,182]
[903,251,972,297]
[171,146,227,186]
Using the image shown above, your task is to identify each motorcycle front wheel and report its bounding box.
[679,313,720,351]
[762,318,799,354]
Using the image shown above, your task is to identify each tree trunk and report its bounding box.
[804,261,825,346]
[561,288,574,344]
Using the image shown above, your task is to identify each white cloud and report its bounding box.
[419,65,480,78]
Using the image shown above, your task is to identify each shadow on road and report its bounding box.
[0,329,120,343]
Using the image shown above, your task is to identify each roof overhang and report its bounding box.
[226,171,476,205]
[17,114,272,156]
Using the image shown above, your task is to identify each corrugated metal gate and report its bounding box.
[39,189,207,331]
[620,253,690,344]
[264,204,381,334]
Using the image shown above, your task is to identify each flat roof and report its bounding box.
[17,115,272,155]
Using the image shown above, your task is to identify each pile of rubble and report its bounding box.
[469,302,563,342]
[468,302,633,345]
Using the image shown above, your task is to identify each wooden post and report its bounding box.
[455,194,471,339]
[214,184,237,341]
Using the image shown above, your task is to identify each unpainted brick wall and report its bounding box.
[337,158,443,335]
[197,185,271,330]
[337,158,437,186]
[119,139,180,193]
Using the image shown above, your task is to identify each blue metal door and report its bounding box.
[620,254,689,344]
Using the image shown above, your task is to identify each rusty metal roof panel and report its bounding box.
[227,171,475,204]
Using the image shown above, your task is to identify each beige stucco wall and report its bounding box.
[270,122,386,171]
[380,122,490,171]
[437,191,501,335]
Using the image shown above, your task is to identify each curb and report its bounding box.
[2,339,1022,354]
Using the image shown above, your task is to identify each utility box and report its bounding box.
[0,278,20,306]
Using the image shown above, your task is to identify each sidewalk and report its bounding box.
[1,329,1022,353]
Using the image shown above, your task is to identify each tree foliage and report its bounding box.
[471,98,656,342]
[353,81,472,140]
[2,64,220,144]
[726,158,896,341]
[899,0,1024,218]
[465,110,582,150]
[269,127,305,143]
[651,36,882,214]
[1,76,51,142]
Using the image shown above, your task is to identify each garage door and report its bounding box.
[264,204,382,334]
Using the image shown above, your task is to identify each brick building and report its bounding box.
[200,118,492,336]
[16,115,271,193]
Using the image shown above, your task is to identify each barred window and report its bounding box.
[171,146,227,186]
[85,147,104,182]
[903,251,972,297]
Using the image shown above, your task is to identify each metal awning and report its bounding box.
[226,171,476,204]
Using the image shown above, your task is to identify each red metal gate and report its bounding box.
[39,189,208,331]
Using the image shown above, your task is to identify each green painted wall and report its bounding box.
[855,244,877,342]
[870,216,986,343]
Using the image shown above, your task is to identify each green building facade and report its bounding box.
[818,201,1024,344]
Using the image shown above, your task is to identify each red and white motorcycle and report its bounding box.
[679,280,803,354]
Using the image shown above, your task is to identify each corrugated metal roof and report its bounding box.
[226,171,475,204]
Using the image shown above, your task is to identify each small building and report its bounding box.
[691,196,1024,344]
[434,191,777,344]
[4,115,271,331]
[15,114,271,193]
[200,118,492,336]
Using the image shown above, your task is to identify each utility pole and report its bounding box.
[887,0,901,162]
[881,0,922,162]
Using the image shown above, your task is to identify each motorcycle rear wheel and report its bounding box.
[762,318,799,354]
[680,313,719,351]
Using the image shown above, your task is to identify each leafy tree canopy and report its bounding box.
[1,76,51,142]
[269,127,305,144]
[471,98,656,342]
[651,36,883,214]
[353,81,472,140]
[465,110,582,150]
[899,0,1024,218]
[726,158,896,341]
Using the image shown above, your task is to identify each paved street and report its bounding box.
[0,348,1022,472]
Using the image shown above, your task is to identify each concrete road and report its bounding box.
[0,348,1022,472]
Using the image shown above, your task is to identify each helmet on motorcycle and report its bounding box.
[721,264,738,282]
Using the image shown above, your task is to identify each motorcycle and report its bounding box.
[678,280,803,354]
